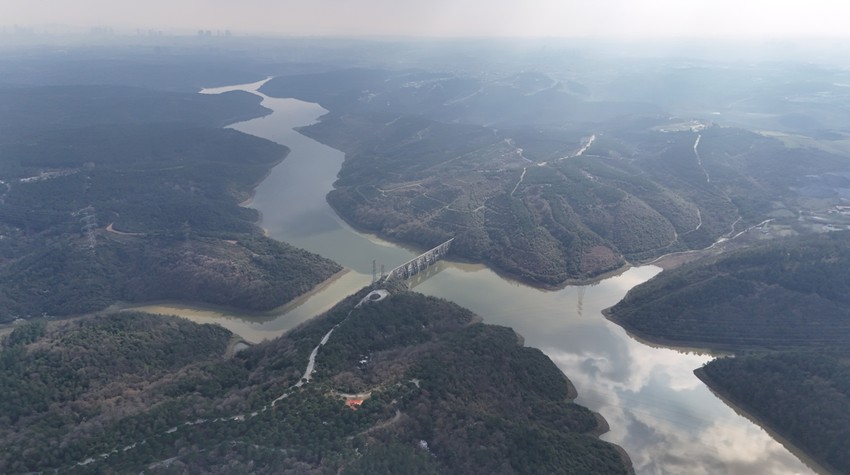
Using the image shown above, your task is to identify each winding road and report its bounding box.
[75,289,391,470]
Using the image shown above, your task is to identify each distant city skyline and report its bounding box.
[2,0,849,39]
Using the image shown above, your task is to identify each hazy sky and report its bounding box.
[3,0,849,39]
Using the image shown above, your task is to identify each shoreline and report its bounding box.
[602,266,840,475]
[694,368,834,475]
[116,267,350,320]
[510,322,632,472]
[315,136,763,291]
[0,265,348,344]
[602,301,834,475]
[601,308,743,355]
[224,87,809,473]
[1,266,352,348]
[325,196,638,290]
[242,152,287,203]
[588,411,636,475]
[512,324,635,474]
[603,311,834,475]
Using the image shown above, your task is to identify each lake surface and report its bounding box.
[137,78,817,475]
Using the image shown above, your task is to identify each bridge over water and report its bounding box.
[380,238,453,283]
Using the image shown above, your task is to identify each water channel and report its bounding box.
[133,78,816,475]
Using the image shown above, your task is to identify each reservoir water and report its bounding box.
[136,78,817,475]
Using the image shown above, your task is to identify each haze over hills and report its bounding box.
[5,0,850,40]
[1,36,850,475]
[0,69,342,321]
[255,50,850,473]
[260,64,850,285]
[0,44,635,474]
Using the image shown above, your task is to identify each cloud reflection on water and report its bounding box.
[415,264,815,475]
[197,82,817,474]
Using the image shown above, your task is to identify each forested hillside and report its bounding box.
[607,231,850,349]
[261,69,848,285]
[0,84,340,320]
[698,350,850,475]
[607,231,850,474]
[0,289,631,474]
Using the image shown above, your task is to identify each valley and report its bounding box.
[2,40,850,474]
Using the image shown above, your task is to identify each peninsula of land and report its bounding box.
[0,287,633,474]
[260,68,847,287]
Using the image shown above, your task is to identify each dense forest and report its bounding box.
[261,68,847,285]
[0,288,631,474]
[698,350,850,475]
[607,231,850,350]
[607,231,850,474]
[0,50,628,474]
[0,84,340,320]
